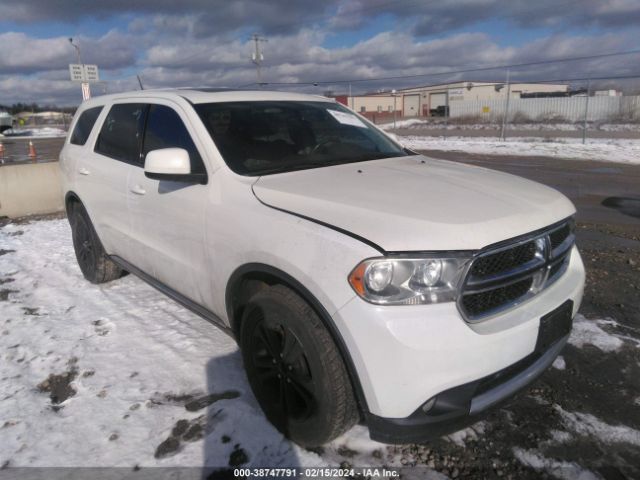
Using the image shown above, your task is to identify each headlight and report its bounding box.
[348,256,471,305]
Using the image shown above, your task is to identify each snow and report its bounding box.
[552,356,566,370]
[548,430,573,444]
[1,127,67,138]
[379,118,432,129]
[0,219,387,468]
[513,448,600,480]
[569,315,625,352]
[445,421,486,447]
[554,405,640,447]
[397,136,640,164]
[379,120,640,132]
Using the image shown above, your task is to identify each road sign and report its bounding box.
[69,64,100,82]
[84,65,99,82]
[69,64,84,82]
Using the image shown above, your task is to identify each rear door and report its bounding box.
[76,103,145,259]
[126,101,210,305]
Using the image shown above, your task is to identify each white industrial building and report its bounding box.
[338,81,569,118]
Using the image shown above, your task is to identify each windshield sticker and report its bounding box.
[327,109,367,128]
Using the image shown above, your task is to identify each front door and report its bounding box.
[126,102,210,306]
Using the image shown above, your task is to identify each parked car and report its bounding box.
[429,105,449,117]
[0,111,13,133]
[59,89,585,446]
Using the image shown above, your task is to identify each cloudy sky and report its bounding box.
[1,0,639,105]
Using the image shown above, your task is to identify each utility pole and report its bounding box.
[251,33,267,86]
[349,83,352,109]
[582,78,591,145]
[500,69,511,141]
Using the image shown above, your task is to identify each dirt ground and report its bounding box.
[402,150,640,479]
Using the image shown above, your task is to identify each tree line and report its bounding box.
[0,103,77,115]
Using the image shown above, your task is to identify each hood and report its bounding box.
[252,155,575,252]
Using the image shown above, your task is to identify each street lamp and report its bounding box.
[69,37,82,65]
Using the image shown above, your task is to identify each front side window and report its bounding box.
[195,101,407,176]
[95,103,146,164]
[142,105,205,174]
[70,106,103,146]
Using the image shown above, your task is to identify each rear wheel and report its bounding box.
[70,203,122,284]
[240,284,359,446]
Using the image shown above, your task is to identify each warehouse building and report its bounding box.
[337,81,569,118]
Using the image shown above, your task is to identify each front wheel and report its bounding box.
[240,285,359,446]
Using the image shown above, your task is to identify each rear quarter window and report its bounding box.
[95,103,146,164]
[70,106,103,146]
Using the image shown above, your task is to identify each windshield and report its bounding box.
[194,101,408,175]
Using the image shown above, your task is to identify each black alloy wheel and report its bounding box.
[240,284,359,447]
[249,317,317,423]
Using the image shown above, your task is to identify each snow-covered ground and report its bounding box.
[379,118,640,132]
[396,135,640,164]
[0,127,67,139]
[0,219,392,469]
[1,218,639,476]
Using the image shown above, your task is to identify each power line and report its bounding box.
[237,48,640,88]
[244,74,640,91]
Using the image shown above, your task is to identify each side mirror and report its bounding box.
[144,148,207,184]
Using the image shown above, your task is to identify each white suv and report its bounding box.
[60,89,585,446]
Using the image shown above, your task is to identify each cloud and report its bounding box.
[0,1,639,105]
[0,30,136,75]
[0,0,338,36]
[330,0,640,35]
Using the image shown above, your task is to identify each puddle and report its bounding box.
[601,197,640,219]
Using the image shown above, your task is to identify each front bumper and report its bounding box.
[367,320,570,444]
[332,246,585,443]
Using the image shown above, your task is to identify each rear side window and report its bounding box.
[95,103,146,164]
[142,105,205,174]
[70,106,103,146]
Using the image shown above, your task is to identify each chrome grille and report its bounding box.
[459,218,575,321]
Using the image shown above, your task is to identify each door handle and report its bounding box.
[130,185,146,195]
[78,167,90,176]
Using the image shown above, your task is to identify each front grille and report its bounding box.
[461,278,533,317]
[471,242,536,278]
[549,223,571,250]
[459,218,575,321]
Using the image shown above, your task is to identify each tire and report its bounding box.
[240,284,359,447]
[70,203,122,284]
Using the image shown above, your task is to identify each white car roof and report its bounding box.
[81,88,335,107]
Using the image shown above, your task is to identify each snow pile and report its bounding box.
[569,315,624,352]
[552,356,566,370]
[379,118,431,129]
[1,127,67,138]
[399,136,640,164]
[0,219,384,468]
[445,421,486,447]
[513,448,599,480]
[379,120,640,132]
[554,405,640,447]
